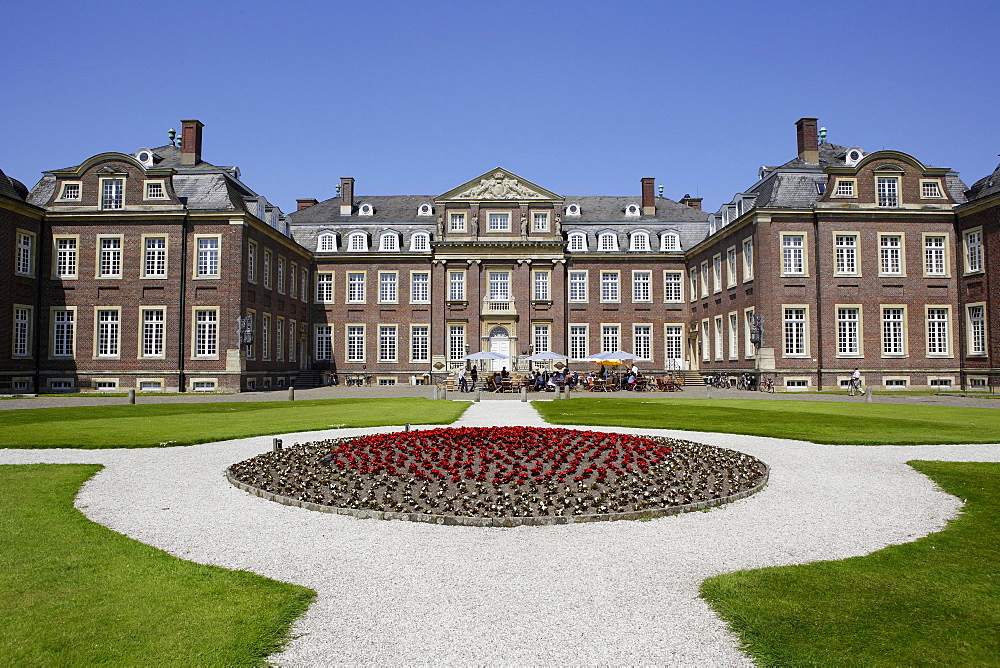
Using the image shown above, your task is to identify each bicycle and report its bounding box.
[758,375,774,393]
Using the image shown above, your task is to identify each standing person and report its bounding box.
[631,363,639,377]
[470,366,478,392]
[458,367,469,393]
[849,368,862,396]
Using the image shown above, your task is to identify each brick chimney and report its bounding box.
[795,117,819,164]
[679,194,703,211]
[641,177,656,215]
[180,119,204,166]
[340,177,354,216]
[296,199,319,211]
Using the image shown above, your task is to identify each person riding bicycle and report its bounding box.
[849,368,863,396]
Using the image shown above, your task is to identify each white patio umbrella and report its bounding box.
[524,351,570,361]
[462,351,511,360]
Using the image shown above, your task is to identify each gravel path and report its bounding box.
[3,400,999,665]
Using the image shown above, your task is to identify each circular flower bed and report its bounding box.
[228,426,768,526]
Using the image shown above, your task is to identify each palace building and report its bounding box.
[2,118,998,393]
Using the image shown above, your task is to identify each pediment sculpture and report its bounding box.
[457,172,545,200]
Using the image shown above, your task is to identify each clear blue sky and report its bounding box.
[2,0,997,214]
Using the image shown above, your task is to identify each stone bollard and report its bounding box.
[128,389,135,405]
[475,390,481,403]
[432,385,440,400]
[288,387,295,401]
[706,385,713,399]
[521,387,527,402]
[866,388,874,403]
[272,438,282,452]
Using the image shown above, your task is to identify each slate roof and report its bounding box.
[749,171,828,208]
[561,196,710,223]
[27,174,56,207]
[964,162,1000,202]
[0,168,29,201]
[289,195,435,225]
[776,142,851,169]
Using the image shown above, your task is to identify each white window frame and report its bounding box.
[689,267,698,302]
[925,305,952,357]
[247,240,258,283]
[347,271,366,303]
[728,312,739,360]
[379,232,399,252]
[13,305,33,358]
[139,307,166,359]
[448,212,467,233]
[53,235,79,279]
[532,211,549,232]
[701,319,710,361]
[700,261,709,297]
[348,232,368,252]
[317,232,338,252]
[533,324,551,353]
[192,307,219,359]
[835,305,863,357]
[567,232,587,252]
[600,271,620,303]
[922,233,950,277]
[379,324,398,362]
[726,246,737,288]
[261,313,271,360]
[487,211,511,232]
[144,180,167,200]
[96,235,123,279]
[94,307,122,359]
[276,316,284,361]
[833,232,860,276]
[448,324,466,361]
[966,303,987,356]
[633,324,652,361]
[876,175,900,207]
[782,305,810,358]
[532,270,551,301]
[744,308,756,359]
[50,306,77,358]
[410,324,430,363]
[378,271,398,304]
[601,323,620,353]
[832,178,857,198]
[193,235,220,278]
[410,271,430,304]
[99,176,125,210]
[629,231,650,252]
[141,234,168,279]
[277,256,285,294]
[314,324,333,361]
[448,271,466,301]
[660,232,679,252]
[56,181,82,202]
[712,254,722,293]
[598,232,619,252]
[963,227,983,274]
[632,270,651,303]
[488,270,511,301]
[780,232,807,276]
[409,232,430,251]
[315,272,334,303]
[663,271,683,303]
[15,230,35,277]
[263,249,272,289]
[569,324,588,360]
[346,323,366,362]
[881,304,909,358]
[878,233,905,277]
[714,316,724,361]
[920,179,944,199]
[742,237,754,281]
[568,270,588,302]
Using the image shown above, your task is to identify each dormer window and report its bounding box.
[876,176,900,207]
[358,203,374,216]
[348,232,368,252]
[566,203,581,216]
[58,182,81,201]
[629,231,650,251]
[134,148,155,167]
[660,232,679,251]
[624,204,640,218]
[410,232,430,251]
[833,178,856,197]
[100,178,124,210]
[379,232,399,252]
[144,181,166,199]
[567,232,587,252]
[417,203,433,216]
[920,180,944,198]
[317,232,338,252]
[598,232,619,252]
[845,147,865,166]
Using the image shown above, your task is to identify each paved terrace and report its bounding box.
[2,398,999,664]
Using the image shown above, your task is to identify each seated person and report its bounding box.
[500,366,509,379]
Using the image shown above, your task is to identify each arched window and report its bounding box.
[598,232,619,252]
[660,232,679,252]
[348,232,368,252]
[317,232,337,252]
[567,232,587,252]
[629,231,650,251]
[379,232,399,252]
[410,232,430,251]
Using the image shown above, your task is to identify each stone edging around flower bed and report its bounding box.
[224,464,770,528]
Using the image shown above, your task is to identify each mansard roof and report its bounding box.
[965,162,1000,202]
[0,168,29,201]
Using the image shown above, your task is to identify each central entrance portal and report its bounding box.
[488,326,510,372]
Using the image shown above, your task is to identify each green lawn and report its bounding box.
[534,397,1000,445]
[0,398,468,449]
[701,461,1000,667]
[0,464,315,665]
